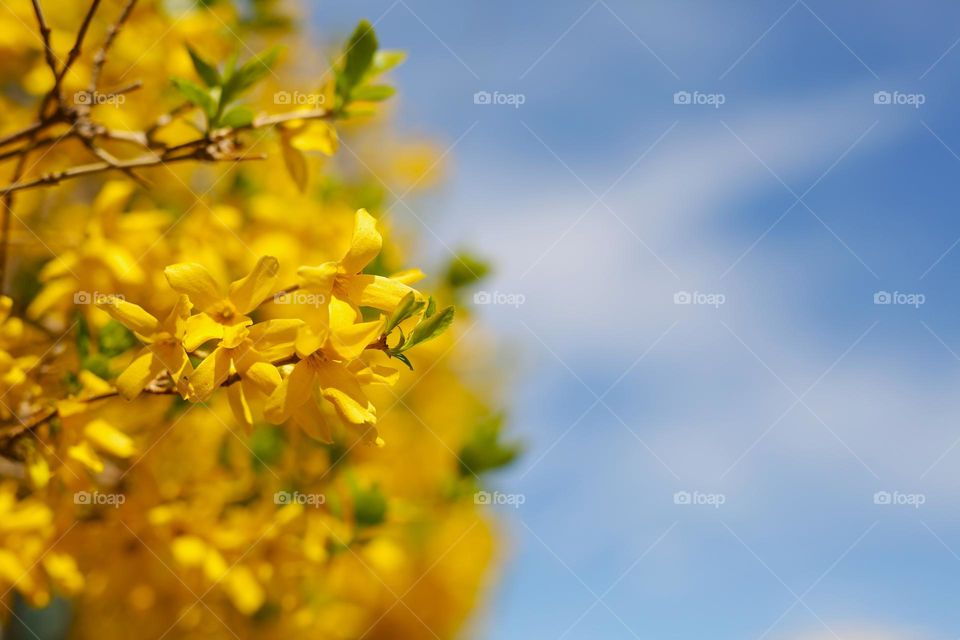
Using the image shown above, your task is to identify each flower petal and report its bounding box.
[293,394,333,443]
[227,382,253,428]
[98,298,159,337]
[264,359,315,424]
[84,419,136,458]
[297,262,338,292]
[339,209,382,274]
[115,348,165,400]
[328,319,383,361]
[182,313,226,352]
[190,348,233,402]
[229,256,280,314]
[164,263,223,312]
[339,274,416,312]
[315,362,375,425]
[67,442,104,474]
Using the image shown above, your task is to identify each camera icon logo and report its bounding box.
[74,491,91,505]
[74,291,91,304]
[274,90,292,105]
[73,91,91,105]
[673,291,692,305]
[873,491,892,505]
[873,91,891,105]
[873,291,891,305]
[673,91,691,105]
[473,91,492,105]
[673,491,691,505]
[474,490,492,505]
[274,491,292,505]
[473,291,492,305]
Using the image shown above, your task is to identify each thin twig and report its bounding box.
[30,0,58,79]
[58,0,102,86]
[89,0,138,92]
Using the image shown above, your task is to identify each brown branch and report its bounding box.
[0,150,266,196]
[30,0,58,80]
[0,108,333,196]
[89,0,137,92]
[58,0,102,87]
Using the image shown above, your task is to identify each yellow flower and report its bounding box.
[165,255,280,350]
[66,418,137,474]
[265,299,390,442]
[190,319,301,427]
[298,209,418,315]
[98,295,193,399]
[27,181,169,321]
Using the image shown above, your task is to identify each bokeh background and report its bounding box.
[313,2,960,638]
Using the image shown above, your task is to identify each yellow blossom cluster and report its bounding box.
[0,1,516,638]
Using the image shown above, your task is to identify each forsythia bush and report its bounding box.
[0,1,517,638]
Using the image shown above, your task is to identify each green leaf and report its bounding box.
[384,291,423,335]
[171,77,217,121]
[221,46,281,107]
[342,20,378,92]
[187,46,221,87]
[220,105,255,128]
[369,50,406,77]
[99,320,136,357]
[350,84,395,102]
[397,306,454,353]
[424,296,437,318]
[445,252,491,289]
[458,414,521,476]
[249,425,285,470]
[392,352,413,370]
[352,481,387,528]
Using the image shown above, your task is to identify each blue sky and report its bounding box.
[310,2,960,638]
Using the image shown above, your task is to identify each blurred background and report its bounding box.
[312,2,960,638]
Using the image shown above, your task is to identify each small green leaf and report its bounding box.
[398,306,454,353]
[392,352,413,370]
[352,481,387,528]
[384,291,423,334]
[99,320,136,357]
[221,46,281,106]
[424,296,437,318]
[445,252,491,289]
[350,84,395,102]
[171,77,217,121]
[249,425,285,470]
[187,46,221,87]
[342,20,378,92]
[220,105,255,128]
[458,414,521,476]
[369,50,406,77]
